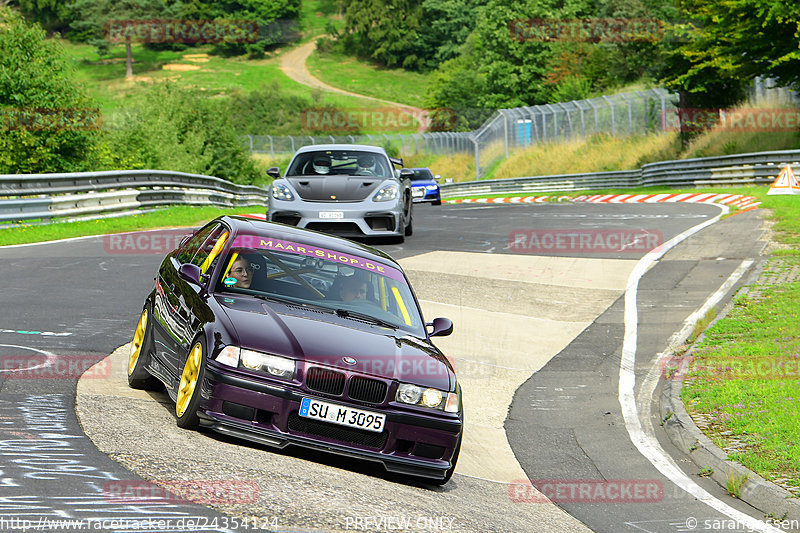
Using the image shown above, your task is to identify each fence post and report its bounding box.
[290,136,295,153]
[620,93,633,136]
[575,100,586,137]
[557,102,572,138]
[544,104,558,140]
[267,135,274,158]
[472,135,480,180]
[602,95,615,135]
[637,91,648,133]
[247,134,254,153]
[502,110,510,159]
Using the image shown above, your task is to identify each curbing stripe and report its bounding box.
[445,194,760,209]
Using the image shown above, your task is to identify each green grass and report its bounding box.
[306,48,430,108]
[300,0,343,37]
[681,265,800,491]
[61,40,378,117]
[0,206,260,247]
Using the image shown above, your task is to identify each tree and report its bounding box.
[0,8,99,173]
[180,0,301,57]
[67,0,179,79]
[661,0,800,102]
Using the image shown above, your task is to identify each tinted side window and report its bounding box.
[176,224,217,264]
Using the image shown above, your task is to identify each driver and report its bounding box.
[339,275,368,302]
[356,155,377,176]
[226,256,253,289]
[312,154,331,175]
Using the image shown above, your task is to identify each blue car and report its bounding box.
[410,168,442,205]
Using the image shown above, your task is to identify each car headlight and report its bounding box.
[396,383,454,410]
[373,183,399,202]
[425,185,438,190]
[271,183,294,201]
[215,346,295,379]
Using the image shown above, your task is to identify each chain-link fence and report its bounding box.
[247,81,798,180]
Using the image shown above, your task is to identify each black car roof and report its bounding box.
[218,216,400,266]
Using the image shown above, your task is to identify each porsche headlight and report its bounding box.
[239,349,295,379]
[373,183,399,202]
[396,383,449,410]
[271,183,294,201]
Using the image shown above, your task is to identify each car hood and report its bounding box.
[411,179,438,188]
[217,296,453,390]
[285,176,385,202]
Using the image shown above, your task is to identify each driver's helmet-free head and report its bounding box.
[312,154,332,175]
[357,155,376,171]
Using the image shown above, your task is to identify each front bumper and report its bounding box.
[412,186,440,203]
[268,197,404,237]
[200,362,462,481]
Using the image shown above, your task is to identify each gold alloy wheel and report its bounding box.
[128,309,148,376]
[176,342,202,417]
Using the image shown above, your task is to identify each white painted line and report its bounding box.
[0,344,58,373]
[618,208,780,532]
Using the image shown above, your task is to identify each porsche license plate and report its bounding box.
[319,211,344,219]
[299,397,385,432]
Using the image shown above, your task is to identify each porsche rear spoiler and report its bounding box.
[390,157,404,167]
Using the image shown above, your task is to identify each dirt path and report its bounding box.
[280,40,427,132]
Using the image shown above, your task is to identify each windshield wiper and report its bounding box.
[335,308,398,329]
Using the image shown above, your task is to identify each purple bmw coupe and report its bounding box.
[127,215,462,483]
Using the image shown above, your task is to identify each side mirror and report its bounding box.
[427,317,453,337]
[267,167,281,179]
[399,168,414,179]
[178,263,204,287]
[434,174,442,182]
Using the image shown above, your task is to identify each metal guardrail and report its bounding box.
[440,150,800,197]
[0,170,269,223]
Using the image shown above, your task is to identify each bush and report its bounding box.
[107,84,262,185]
[0,8,99,174]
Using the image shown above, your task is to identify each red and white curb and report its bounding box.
[446,193,761,211]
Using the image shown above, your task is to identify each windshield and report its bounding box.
[286,150,392,179]
[411,169,434,181]
[215,234,424,335]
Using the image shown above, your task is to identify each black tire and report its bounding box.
[175,336,207,430]
[127,305,160,390]
[432,199,442,206]
[432,435,461,486]
[404,199,414,237]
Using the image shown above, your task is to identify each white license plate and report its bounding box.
[299,397,385,433]
[412,188,425,198]
[319,211,344,219]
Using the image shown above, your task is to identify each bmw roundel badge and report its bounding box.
[342,356,357,366]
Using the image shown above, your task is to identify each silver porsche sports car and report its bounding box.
[267,145,414,242]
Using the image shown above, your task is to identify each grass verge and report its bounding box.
[681,259,800,493]
[0,206,260,247]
